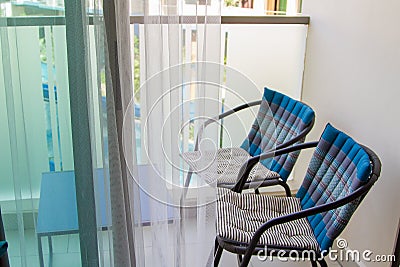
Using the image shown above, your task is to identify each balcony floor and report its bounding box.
[5,226,341,267]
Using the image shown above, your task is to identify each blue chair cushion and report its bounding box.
[296,123,372,251]
[241,87,315,181]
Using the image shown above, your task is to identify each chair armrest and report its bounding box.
[233,141,319,193]
[216,100,262,121]
[193,100,261,150]
[239,174,378,266]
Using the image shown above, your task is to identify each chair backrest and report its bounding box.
[241,87,315,181]
[296,123,381,251]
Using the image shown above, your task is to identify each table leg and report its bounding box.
[37,235,44,267]
[48,236,53,267]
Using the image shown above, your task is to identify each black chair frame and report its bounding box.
[214,141,382,267]
[184,100,315,196]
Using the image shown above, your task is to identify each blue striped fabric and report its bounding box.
[296,124,372,251]
[241,87,315,181]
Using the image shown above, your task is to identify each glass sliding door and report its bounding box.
[0,1,111,266]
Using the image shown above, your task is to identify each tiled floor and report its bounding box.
[6,229,112,267]
[5,227,341,267]
[7,230,76,267]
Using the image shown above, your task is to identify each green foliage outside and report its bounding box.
[134,35,140,102]
[224,0,240,7]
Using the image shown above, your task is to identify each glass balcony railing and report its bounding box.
[1,0,302,17]
[0,12,308,267]
[0,14,309,198]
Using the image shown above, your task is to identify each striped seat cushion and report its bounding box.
[182,148,280,185]
[217,188,320,251]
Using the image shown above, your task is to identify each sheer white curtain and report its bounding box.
[106,0,223,266]
[103,0,138,266]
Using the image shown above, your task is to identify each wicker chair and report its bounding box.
[214,123,382,267]
[182,87,315,195]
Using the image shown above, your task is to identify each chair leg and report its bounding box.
[277,180,291,197]
[182,171,194,200]
[214,239,223,267]
[237,254,243,265]
[184,171,193,188]
[310,259,327,267]
[318,258,328,267]
[240,251,252,267]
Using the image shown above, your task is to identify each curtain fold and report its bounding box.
[105,0,223,266]
[103,0,139,266]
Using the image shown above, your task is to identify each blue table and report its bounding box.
[36,165,174,267]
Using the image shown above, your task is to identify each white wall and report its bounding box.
[299,0,400,265]
[223,25,308,148]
